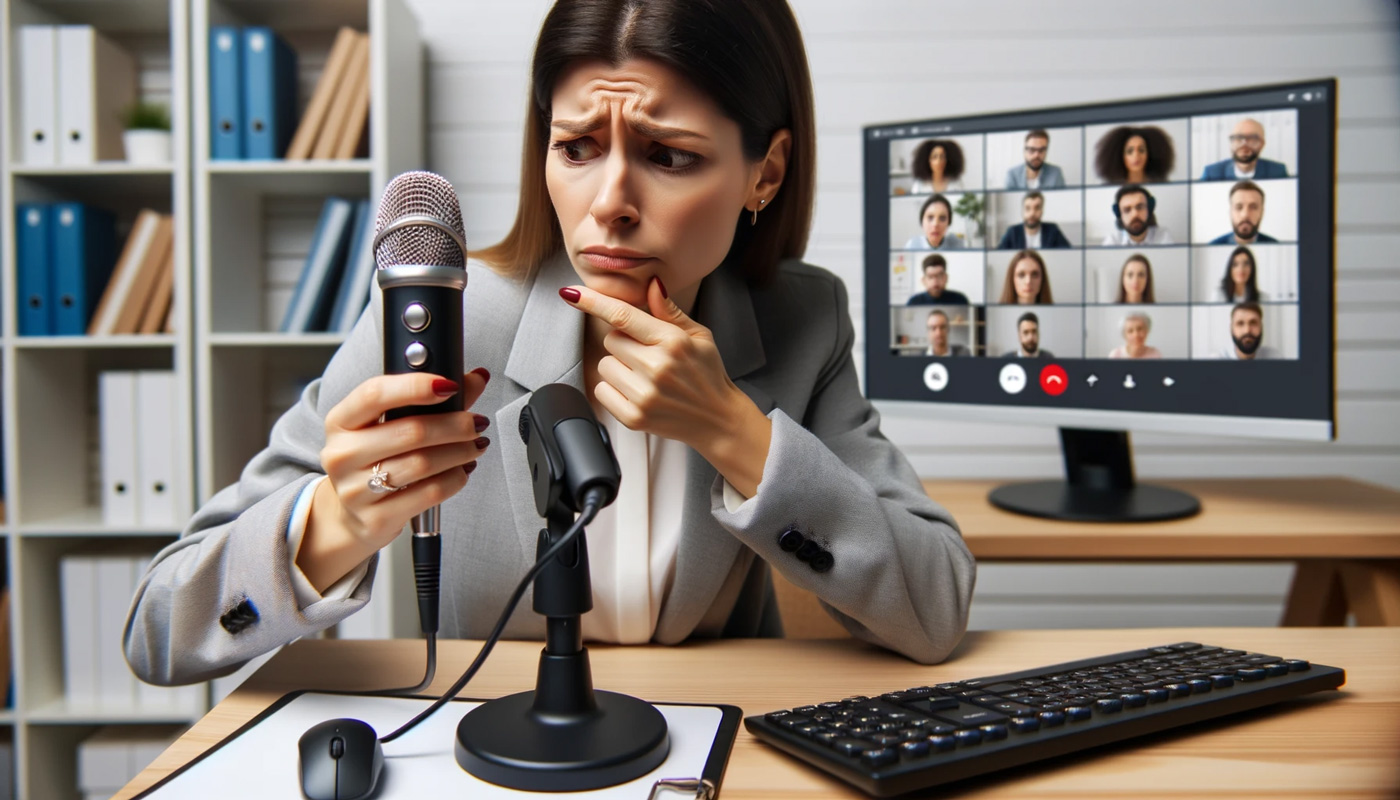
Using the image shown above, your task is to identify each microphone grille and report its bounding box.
[374,170,467,268]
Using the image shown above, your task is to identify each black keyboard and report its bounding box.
[744,642,1344,797]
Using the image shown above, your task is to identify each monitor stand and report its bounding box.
[987,428,1200,522]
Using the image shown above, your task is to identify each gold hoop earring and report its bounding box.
[751,197,767,226]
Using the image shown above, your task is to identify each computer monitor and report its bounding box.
[862,80,1336,522]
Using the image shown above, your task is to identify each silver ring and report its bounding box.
[367,462,403,494]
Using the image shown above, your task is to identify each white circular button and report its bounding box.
[999,363,1027,394]
[405,341,429,368]
[923,363,949,392]
[402,302,430,332]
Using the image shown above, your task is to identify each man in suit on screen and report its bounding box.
[1005,129,1067,189]
[1200,118,1288,181]
[998,191,1072,249]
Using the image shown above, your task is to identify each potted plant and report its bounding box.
[121,101,172,164]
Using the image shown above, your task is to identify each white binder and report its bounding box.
[99,371,141,526]
[56,25,137,165]
[96,554,137,708]
[19,25,57,165]
[135,371,182,527]
[60,555,99,707]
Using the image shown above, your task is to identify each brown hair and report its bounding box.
[998,249,1053,304]
[911,139,966,182]
[1025,129,1050,144]
[475,0,816,286]
[1093,125,1176,183]
[1115,253,1156,304]
[921,254,947,272]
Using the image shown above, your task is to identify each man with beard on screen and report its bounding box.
[998,191,1073,249]
[1210,180,1279,245]
[1200,118,1289,181]
[1001,312,1054,358]
[1005,129,1067,189]
[1101,184,1174,246]
[1215,302,1282,359]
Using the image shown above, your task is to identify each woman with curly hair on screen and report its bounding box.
[910,138,966,194]
[1093,125,1175,184]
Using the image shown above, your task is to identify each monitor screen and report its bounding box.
[863,81,1335,441]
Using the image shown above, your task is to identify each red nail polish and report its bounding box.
[654,276,668,299]
[433,378,459,396]
[470,367,491,384]
[465,461,479,475]
[474,414,491,433]
[475,436,491,450]
[559,287,581,303]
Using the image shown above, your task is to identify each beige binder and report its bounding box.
[312,33,368,159]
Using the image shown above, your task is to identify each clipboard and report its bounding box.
[132,690,741,798]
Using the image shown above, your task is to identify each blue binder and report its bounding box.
[281,197,354,333]
[242,27,298,160]
[50,202,117,336]
[327,198,374,333]
[16,204,52,336]
[210,26,243,159]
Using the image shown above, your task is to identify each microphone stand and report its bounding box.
[454,489,669,790]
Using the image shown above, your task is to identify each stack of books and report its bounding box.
[280,196,376,333]
[285,27,372,160]
[17,25,136,166]
[88,209,178,336]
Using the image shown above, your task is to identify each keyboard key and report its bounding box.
[1038,710,1066,727]
[929,734,956,752]
[860,748,898,768]
[1188,679,1212,694]
[777,715,813,729]
[833,738,877,757]
[980,724,1008,741]
[794,705,819,714]
[1236,668,1266,682]
[866,733,902,747]
[954,729,983,746]
[906,697,961,715]
[1144,688,1169,703]
[1265,664,1291,678]
[1164,683,1192,698]
[1286,659,1311,672]
[1210,675,1235,689]
[1095,698,1123,714]
[1244,655,1282,665]
[900,739,931,758]
[1010,716,1041,733]
[1065,706,1092,722]
[933,706,1009,728]
[1120,693,1147,708]
[991,701,1038,716]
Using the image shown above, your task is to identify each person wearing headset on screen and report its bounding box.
[123,0,978,687]
[906,254,969,305]
[997,249,1054,304]
[909,139,966,194]
[1215,302,1281,360]
[1200,118,1288,181]
[1001,312,1053,358]
[925,310,969,356]
[1220,245,1266,302]
[902,194,966,251]
[1004,129,1066,190]
[1093,124,1176,184]
[1116,254,1155,304]
[1108,312,1161,359]
[1209,181,1278,245]
[1101,184,1174,246]
[997,191,1072,250]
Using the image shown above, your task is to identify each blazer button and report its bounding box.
[778,528,805,552]
[809,550,835,573]
[795,540,821,563]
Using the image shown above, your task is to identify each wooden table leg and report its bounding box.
[1281,560,1347,626]
[1339,560,1400,626]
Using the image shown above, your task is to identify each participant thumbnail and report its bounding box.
[1084,247,1189,304]
[986,190,1082,250]
[890,305,979,357]
[1190,178,1297,245]
[890,251,986,306]
[1191,244,1299,303]
[888,134,985,195]
[986,248,1083,305]
[1085,183,1189,247]
[1191,110,1298,182]
[985,306,1082,359]
[1085,305,1190,360]
[986,127,1084,190]
[1191,302,1299,360]
[890,192,987,251]
[1085,118,1190,185]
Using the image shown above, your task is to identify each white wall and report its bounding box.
[401,0,1400,630]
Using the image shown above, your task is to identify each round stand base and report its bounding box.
[988,480,1201,522]
[455,690,669,792]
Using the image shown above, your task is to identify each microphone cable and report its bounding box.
[378,486,608,744]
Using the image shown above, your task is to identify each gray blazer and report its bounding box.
[125,254,976,686]
[1005,162,1066,190]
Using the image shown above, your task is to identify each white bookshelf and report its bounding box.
[0,0,423,795]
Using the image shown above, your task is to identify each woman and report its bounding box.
[1115,253,1155,304]
[1093,125,1175,184]
[124,0,975,686]
[1108,312,1162,359]
[997,249,1053,304]
[1219,245,1263,302]
[909,139,966,194]
[902,194,965,250]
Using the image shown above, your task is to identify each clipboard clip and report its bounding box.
[648,777,716,800]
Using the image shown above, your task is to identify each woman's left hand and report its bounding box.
[561,276,771,495]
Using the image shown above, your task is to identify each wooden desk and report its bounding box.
[924,478,1400,627]
[118,629,1399,799]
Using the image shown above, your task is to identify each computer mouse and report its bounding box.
[297,718,384,800]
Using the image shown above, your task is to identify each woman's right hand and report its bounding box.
[297,368,492,592]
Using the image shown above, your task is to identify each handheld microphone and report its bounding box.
[373,170,468,636]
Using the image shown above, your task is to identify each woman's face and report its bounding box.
[1231,253,1253,287]
[1122,260,1148,300]
[1014,258,1042,303]
[1123,135,1148,175]
[928,145,946,176]
[546,58,762,309]
[1123,317,1149,349]
[921,203,950,244]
